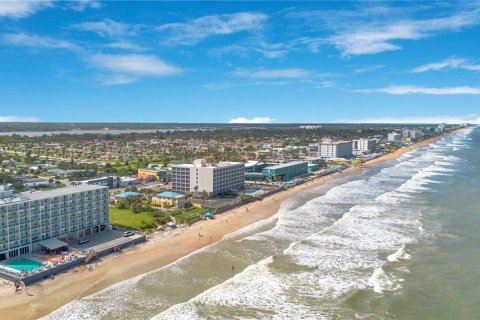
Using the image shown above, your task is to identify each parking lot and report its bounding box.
[69,230,144,253]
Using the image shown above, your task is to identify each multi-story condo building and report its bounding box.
[172,159,244,197]
[352,138,377,154]
[0,184,109,261]
[402,129,421,140]
[320,141,353,159]
[387,132,402,142]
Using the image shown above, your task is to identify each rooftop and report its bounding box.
[25,184,108,200]
[320,141,352,145]
[114,191,142,198]
[0,184,107,205]
[157,191,185,198]
[174,161,243,169]
[244,160,264,168]
[264,161,307,170]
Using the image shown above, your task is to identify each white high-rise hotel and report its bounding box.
[0,185,109,260]
[319,139,353,158]
[352,138,377,153]
[172,159,244,196]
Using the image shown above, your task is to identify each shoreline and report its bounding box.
[0,133,451,320]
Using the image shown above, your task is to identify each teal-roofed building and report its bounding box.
[152,191,186,208]
[262,161,308,182]
[113,191,142,203]
[114,191,142,198]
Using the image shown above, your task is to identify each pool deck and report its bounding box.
[0,231,146,285]
[3,259,43,273]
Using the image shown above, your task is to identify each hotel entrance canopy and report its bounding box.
[38,238,68,251]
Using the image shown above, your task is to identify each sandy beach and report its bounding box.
[0,134,449,320]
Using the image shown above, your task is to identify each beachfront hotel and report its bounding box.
[0,184,109,261]
[172,159,245,197]
[319,140,353,159]
[352,138,378,154]
[262,161,309,182]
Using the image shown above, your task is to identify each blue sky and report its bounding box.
[1,0,480,123]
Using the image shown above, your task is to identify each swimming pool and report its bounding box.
[4,258,43,272]
[244,189,258,196]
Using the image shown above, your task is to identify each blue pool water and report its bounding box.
[5,258,43,272]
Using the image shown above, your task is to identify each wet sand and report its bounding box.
[0,134,449,320]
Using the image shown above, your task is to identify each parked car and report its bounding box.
[123,230,134,237]
[78,238,90,245]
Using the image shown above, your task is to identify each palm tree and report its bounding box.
[200,190,208,206]
[194,185,199,197]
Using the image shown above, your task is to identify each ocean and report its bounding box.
[43,127,480,320]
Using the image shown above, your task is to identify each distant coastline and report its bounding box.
[0,128,206,137]
[0,122,447,134]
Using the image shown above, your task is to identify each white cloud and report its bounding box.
[330,23,421,56]
[68,0,101,12]
[212,40,290,59]
[104,41,145,51]
[354,64,385,74]
[229,117,275,124]
[1,32,184,85]
[1,32,80,51]
[96,74,139,86]
[89,53,183,77]
[157,12,268,45]
[233,68,311,79]
[321,4,480,56]
[336,114,480,124]
[412,57,480,72]
[71,19,136,38]
[0,115,40,122]
[0,0,52,19]
[356,85,480,95]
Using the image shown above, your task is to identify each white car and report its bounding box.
[123,231,134,237]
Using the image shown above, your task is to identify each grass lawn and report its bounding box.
[110,207,157,230]
[171,207,211,223]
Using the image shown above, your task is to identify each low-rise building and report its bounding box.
[16,176,50,188]
[80,176,120,189]
[119,176,139,187]
[113,191,142,204]
[137,168,170,182]
[152,191,186,208]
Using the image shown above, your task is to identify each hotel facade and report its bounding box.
[319,141,353,159]
[0,185,109,261]
[172,159,245,196]
[262,161,308,182]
